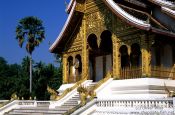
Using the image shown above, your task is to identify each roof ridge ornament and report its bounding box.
[64,0,68,9]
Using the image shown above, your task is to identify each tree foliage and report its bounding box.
[0,56,62,100]
[16,16,45,54]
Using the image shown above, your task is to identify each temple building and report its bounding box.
[48,0,175,113]
[2,0,175,114]
[50,0,175,83]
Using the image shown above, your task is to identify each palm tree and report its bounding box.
[16,16,45,93]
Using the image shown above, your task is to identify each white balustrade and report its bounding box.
[0,100,52,114]
[95,99,174,114]
[97,99,173,108]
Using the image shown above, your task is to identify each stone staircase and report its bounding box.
[5,93,80,115]
[54,92,80,114]
[3,81,99,115]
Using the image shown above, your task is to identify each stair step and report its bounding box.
[7,112,63,115]
[63,102,78,105]
[7,112,33,115]
[8,110,66,114]
[72,96,80,98]
[12,109,61,113]
[19,107,49,110]
[55,106,74,110]
[67,99,79,102]
[62,103,78,106]
[70,97,80,100]
[5,90,83,114]
[73,95,79,97]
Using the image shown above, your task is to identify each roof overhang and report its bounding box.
[103,0,151,30]
[66,0,75,14]
[49,1,82,53]
[148,0,175,9]
[50,0,175,54]
[102,0,175,38]
[162,6,175,19]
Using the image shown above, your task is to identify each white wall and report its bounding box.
[95,56,103,81]
[106,54,112,73]
[96,78,175,99]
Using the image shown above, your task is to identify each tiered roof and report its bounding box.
[50,0,175,53]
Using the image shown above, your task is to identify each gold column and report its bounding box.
[127,45,131,57]
[62,54,68,83]
[112,34,120,79]
[82,16,88,80]
[141,34,151,77]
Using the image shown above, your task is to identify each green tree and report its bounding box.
[15,16,45,93]
[0,56,62,100]
[16,56,30,99]
[0,57,21,99]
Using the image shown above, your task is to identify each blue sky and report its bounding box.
[0,0,69,65]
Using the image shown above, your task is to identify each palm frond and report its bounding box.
[16,16,45,54]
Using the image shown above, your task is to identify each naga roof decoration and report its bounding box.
[50,0,175,53]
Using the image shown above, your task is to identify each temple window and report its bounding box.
[100,30,112,53]
[88,34,98,51]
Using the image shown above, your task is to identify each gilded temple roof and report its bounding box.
[50,0,175,53]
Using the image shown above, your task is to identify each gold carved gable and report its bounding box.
[64,26,83,53]
[86,1,112,37]
[85,0,138,40]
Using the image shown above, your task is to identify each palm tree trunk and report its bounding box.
[30,54,32,93]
